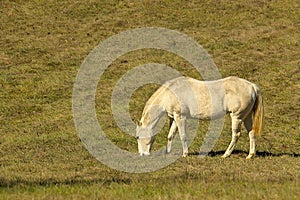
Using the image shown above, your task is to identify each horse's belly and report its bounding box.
[187,102,226,120]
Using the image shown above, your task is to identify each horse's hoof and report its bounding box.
[166,148,171,154]
[182,153,188,157]
[221,154,229,158]
[246,154,255,159]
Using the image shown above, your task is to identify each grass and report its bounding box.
[0,0,299,199]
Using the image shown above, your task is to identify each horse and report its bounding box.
[136,76,263,159]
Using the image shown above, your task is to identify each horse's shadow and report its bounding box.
[189,150,300,158]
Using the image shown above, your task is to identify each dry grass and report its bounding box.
[0,0,299,199]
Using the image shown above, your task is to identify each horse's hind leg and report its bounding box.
[166,118,177,154]
[244,115,256,159]
[222,114,242,158]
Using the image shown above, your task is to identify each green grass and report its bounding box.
[1,0,299,199]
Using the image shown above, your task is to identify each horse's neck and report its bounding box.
[141,105,165,129]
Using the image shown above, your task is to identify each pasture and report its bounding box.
[1,0,299,199]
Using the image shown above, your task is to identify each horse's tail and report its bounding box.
[252,84,264,135]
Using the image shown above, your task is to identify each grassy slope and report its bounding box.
[0,0,299,199]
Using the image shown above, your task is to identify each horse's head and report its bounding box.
[136,121,155,156]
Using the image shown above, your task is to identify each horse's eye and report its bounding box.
[136,136,139,140]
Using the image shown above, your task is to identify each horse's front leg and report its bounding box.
[174,113,188,157]
[166,119,177,154]
[222,115,242,158]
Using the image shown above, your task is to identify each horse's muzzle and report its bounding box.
[139,152,151,156]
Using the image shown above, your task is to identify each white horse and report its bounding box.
[136,76,263,159]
